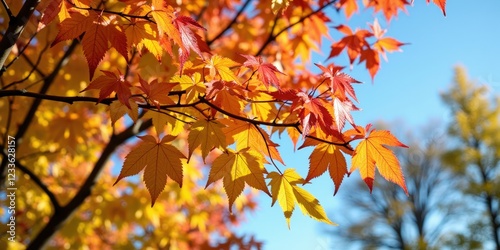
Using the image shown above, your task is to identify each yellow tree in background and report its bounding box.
[0,0,445,249]
[441,66,500,249]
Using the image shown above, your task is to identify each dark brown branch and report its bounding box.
[0,90,202,109]
[0,0,40,76]
[67,0,153,21]
[0,149,62,211]
[0,40,78,187]
[206,0,252,46]
[199,95,299,128]
[3,38,49,90]
[26,119,153,249]
[1,0,14,20]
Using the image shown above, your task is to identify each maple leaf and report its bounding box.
[366,0,410,22]
[241,54,285,88]
[173,15,208,74]
[315,63,360,101]
[296,92,335,136]
[333,97,359,131]
[350,124,409,194]
[221,119,284,165]
[206,149,269,212]
[38,0,62,31]
[206,55,240,83]
[335,0,359,19]
[370,19,407,61]
[328,25,373,66]
[81,70,132,108]
[125,20,165,61]
[415,0,446,16]
[142,109,185,136]
[109,100,138,125]
[268,169,334,227]
[359,47,380,80]
[138,76,177,109]
[147,0,180,42]
[305,144,348,195]
[206,81,244,116]
[188,119,227,162]
[271,0,291,14]
[114,135,186,206]
[52,11,127,80]
[171,73,206,103]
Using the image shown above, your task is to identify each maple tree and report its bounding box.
[0,0,446,248]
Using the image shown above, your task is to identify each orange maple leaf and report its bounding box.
[336,0,359,19]
[114,135,185,206]
[428,0,446,16]
[305,144,348,195]
[187,119,227,162]
[413,0,446,16]
[350,124,409,194]
[366,0,410,22]
[52,11,127,80]
[370,19,407,61]
[359,47,380,80]
[328,25,373,66]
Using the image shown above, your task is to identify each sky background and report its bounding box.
[236,1,500,249]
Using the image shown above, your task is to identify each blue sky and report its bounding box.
[235,1,500,249]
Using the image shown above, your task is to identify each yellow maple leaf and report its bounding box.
[268,169,335,228]
[206,55,240,83]
[206,149,269,212]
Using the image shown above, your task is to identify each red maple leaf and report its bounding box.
[296,92,334,136]
[315,63,360,101]
[241,54,285,88]
[81,70,132,108]
[173,15,209,74]
[138,76,178,109]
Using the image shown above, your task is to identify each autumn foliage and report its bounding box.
[0,0,446,248]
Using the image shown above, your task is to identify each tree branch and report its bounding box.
[0,0,40,76]
[0,149,62,211]
[206,0,252,46]
[0,40,78,188]
[255,0,337,56]
[26,119,153,249]
[199,95,299,128]
[1,0,14,21]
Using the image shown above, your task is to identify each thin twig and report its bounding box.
[207,0,253,46]
[199,95,300,128]
[253,123,283,176]
[255,0,338,56]
[1,0,13,20]
[0,150,62,211]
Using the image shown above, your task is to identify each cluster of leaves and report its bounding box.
[0,1,447,244]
